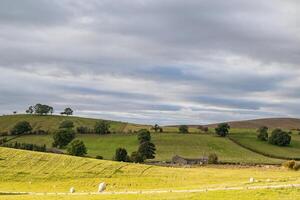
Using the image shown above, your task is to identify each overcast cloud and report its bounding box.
[0,0,299,125]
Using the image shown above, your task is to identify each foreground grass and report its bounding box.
[0,147,299,194]
[230,129,300,160]
[8,133,282,164]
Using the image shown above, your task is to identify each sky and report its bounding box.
[0,0,300,125]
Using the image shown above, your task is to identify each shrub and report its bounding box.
[10,121,32,135]
[130,151,145,163]
[95,121,110,135]
[257,126,268,141]
[137,129,151,144]
[208,153,218,164]
[76,126,93,134]
[59,120,74,129]
[268,129,291,146]
[114,148,129,162]
[179,125,189,134]
[96,155,103,159]
[215,123,230,137]
[67,140,87,156]
[138,141,156,159]
[52,129,76,148]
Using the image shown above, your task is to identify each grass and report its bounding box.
[7,133,282,164]
[0,147,299,194]
[0,115,149,134]
[230,129,300,160]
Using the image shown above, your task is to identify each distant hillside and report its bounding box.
[0,114,149,134]
[206,118,300,130]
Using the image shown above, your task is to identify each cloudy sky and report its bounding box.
[0,0,299,125]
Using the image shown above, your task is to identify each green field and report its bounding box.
[230,129,300,160]
[7,133,282,164]
[0,115,149,134]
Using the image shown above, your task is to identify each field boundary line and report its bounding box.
[1,183,300,196]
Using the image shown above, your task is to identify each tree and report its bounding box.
[257,126,268,141]
[94,121,110,134]
[137,129,151,144]
[26,106,34,114]
[215,123,230,137]
[52,129,76,148]
[67,140,87,156]
[130,151,145,163]
[33,104,53,115]
[59,120,74,129]
[61,107,73,116]
[114,148,129,162]
[152,124,162,132]
[198,125,209,133]
[268,129,291,146]
[179,125,189,133]
[11,121,32,135]
[138,141,156,159]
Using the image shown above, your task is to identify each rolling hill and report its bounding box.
[206,118,300,130]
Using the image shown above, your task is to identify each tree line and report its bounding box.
[25,104,73,116]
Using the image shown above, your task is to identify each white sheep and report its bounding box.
[70,187,75,193]
[98,182,106,192]
[249,177,255,183]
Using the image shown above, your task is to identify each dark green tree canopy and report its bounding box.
[215,123,230,137]
[138,141,156,159]
[61,107,73,116]
[33,104,53,115]
[179,125,189,134]
[94,121,110,135]
[25,106,34,114]
[52,129,76,148]
[137,129,151,144]
[269,129,291,146]
[257,126,268,141]
[130,151,145,163]
[59,120,74,129]
[67,140,87,156]
[114,148,129,162]
[11,121,32,135]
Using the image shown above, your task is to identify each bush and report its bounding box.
[52,129,76,148]
[76,126,93,134]
[179,125,189,134]
[257,126,268,141]
[268,129,291,146]
[215,123,230,137]
[95,121,110,135]
[11,121,32,135]
[137,129,151,144]
[130,151,145,163]
[208,153,218,164]
[67,140,87,156]
[59,120,74,129]
[96,155,103,159]
[114,148,129,162]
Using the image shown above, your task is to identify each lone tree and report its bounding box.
[152,124,163,133]
[33,104,53,115]
[67,140,87,156]
[215,123,230,137]
[257,126,268,141]
[52,129,76,148]
[94,121,110,135]
[179,125,189,134]
[59,120,74,129]
[137,129,151,144]
[25,106,34,114]
[11,121,32,135]
[61,107,73,116]
[114,148,129,162]
[269,129,291,146]
[138,141,156,159]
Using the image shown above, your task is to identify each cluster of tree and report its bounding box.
[26,104,53,115]
[152,124,163,132]
[60,107,73,116]
[3,142,46,152]
[25,104,74,116]
[94,121,110,134]
[52,120,76,148]
[215,123,230,137]
[113,129,156,163]
[257,127,291,146]
[179,125,189,133]
[10,121,32,135]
